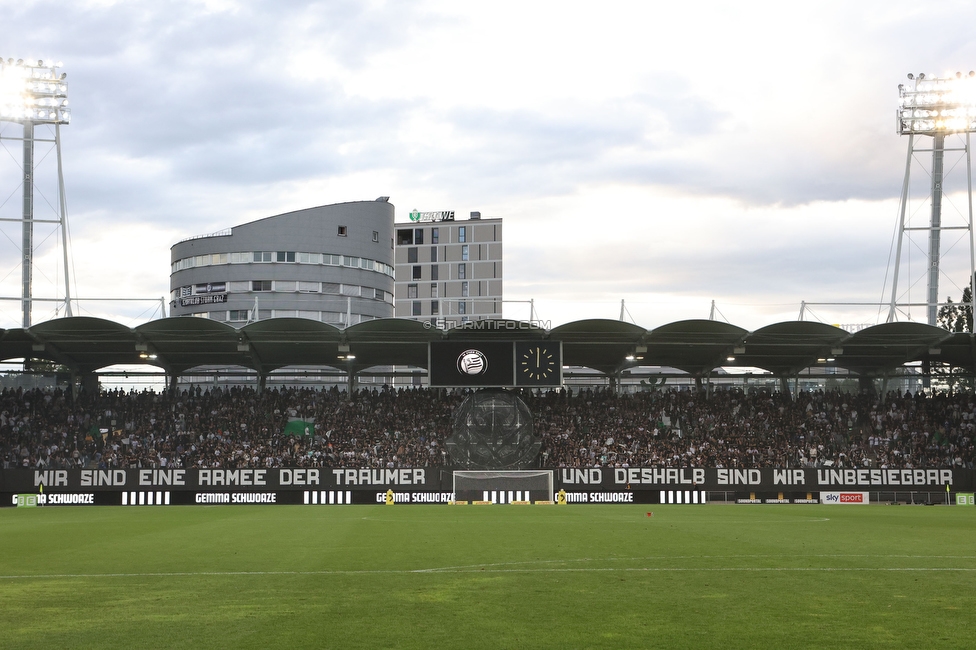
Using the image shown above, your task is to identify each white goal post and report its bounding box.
[453,470,553,503]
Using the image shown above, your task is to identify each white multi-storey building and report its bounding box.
[394,211,502,325]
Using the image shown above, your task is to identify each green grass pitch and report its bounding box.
[1,503,973,649]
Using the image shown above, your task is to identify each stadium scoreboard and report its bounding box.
[428,341,563,387]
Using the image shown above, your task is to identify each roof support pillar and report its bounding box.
[858,376,877,399]
[258,373,267,394]
[79,371,98,396]
[346,364,356,399]
[779,375,792,400]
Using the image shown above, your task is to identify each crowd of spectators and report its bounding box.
[1,384,973,471]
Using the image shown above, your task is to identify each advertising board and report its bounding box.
[820,491,870,504]
[2,467,971,506]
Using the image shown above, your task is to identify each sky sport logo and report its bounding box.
[457,349,488,375]
[821,491,868,504]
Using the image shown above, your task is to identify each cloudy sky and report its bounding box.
[3,0,976,331]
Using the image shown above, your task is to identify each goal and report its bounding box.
[453,470,553,503]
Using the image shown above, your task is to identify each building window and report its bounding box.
[458,301,467,315]
[228,310,250,322]
[431,265,439,281]
[461,281,469,297]
[253,251,273,262]
[458,226,466,243]
[298,281,320,292]
[432,228,439,244]
[252,280,272,291]
[431,300,439,315]
[461,244,469,261]
[412,301,422,316]
[412,265,422,280]
[414,229,424,245]
[458,263,466,279]
[430,283,438,299]
[430,246,437,263]
[396,229,413,245]
[337,225,348,236]
[373,230,379,242]
[276,251,296,262]
[407,247,418,263]
[407,284,418,299]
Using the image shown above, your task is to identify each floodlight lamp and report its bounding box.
[0,58,70,125]
[897,71,976,135]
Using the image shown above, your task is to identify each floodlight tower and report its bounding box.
[0,58,72,327]
[888,71,976,325]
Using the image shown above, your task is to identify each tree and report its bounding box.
[934,277,975,391]
[937,278,974,333]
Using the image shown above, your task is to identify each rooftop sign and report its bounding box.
[408,209,454,222]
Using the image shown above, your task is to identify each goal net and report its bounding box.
[453,470,553,503]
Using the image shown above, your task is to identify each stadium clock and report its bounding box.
[515,342,562,386]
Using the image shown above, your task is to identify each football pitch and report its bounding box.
[1,503,973,649]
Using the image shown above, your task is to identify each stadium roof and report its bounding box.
[0,316,968,379]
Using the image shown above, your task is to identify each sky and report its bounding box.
[3,0,976,332]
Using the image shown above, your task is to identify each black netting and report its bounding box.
[446,390,540,469]
[453,470,553,502]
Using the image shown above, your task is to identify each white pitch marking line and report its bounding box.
[3,564,976,580]
[413,553,976,572]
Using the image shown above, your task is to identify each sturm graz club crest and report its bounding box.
[457,349,488,376]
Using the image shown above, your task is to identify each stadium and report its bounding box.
[1,321,975,647]
[3,16,976,650]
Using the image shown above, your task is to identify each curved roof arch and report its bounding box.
[137,317,243,374]
[240,318,342,372]
[344,317,438,369]
[834,322,953,374]
[549,319,647,374]
[731,321,849,375]
[645,319,748,375]
[27,316,139,372]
